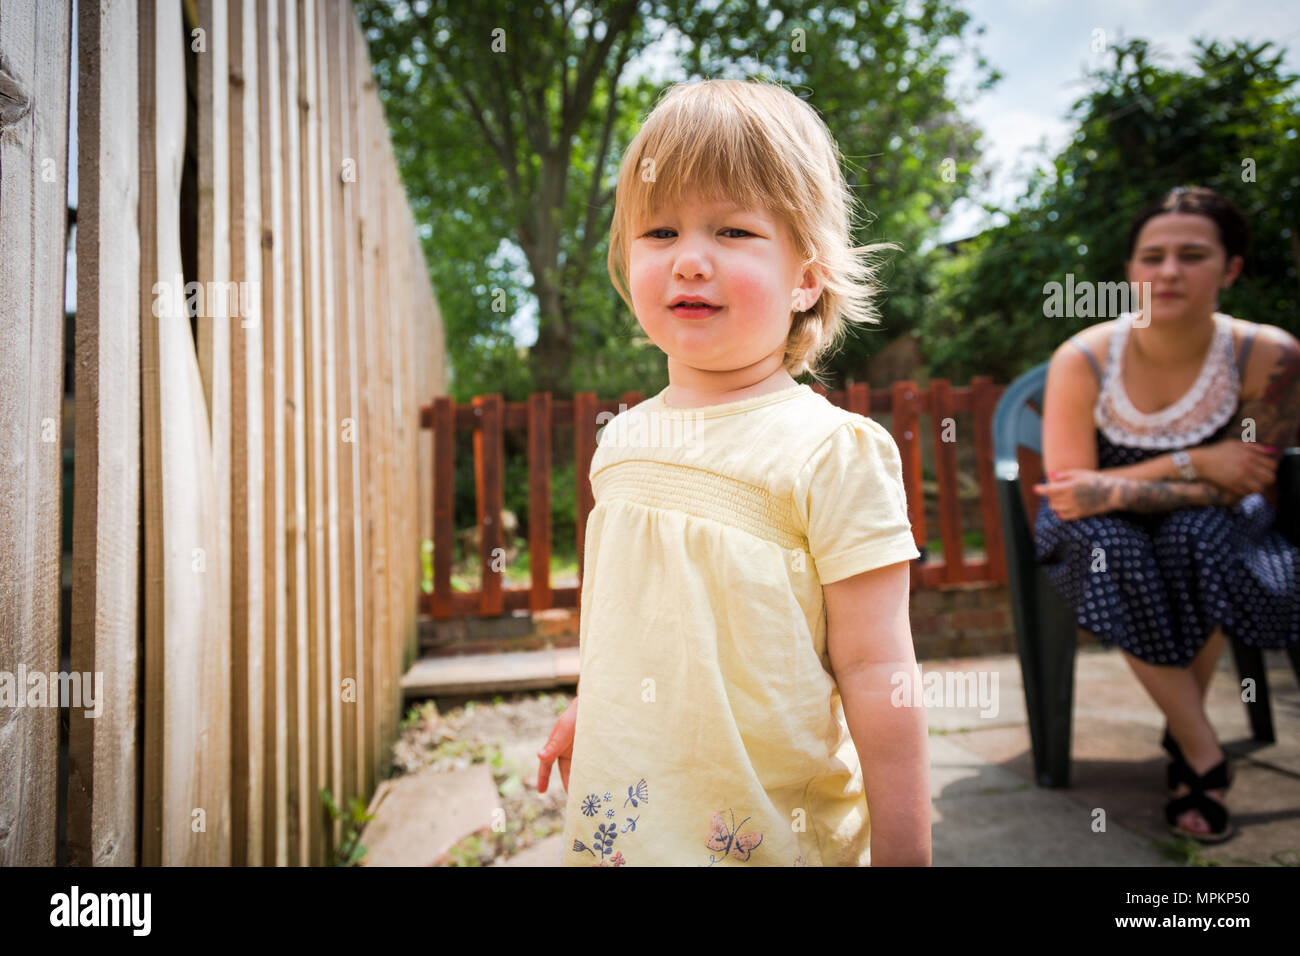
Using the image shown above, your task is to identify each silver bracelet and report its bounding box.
[1170,450,1198,481]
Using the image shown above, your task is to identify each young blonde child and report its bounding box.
[536,78,931,866]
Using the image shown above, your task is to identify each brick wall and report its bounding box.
[418,587,1102,661]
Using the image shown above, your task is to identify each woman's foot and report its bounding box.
[1166,743,1232,840]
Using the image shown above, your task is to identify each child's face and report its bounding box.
[628,191,822,384]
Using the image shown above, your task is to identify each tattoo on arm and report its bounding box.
[1238,336,1300,449]
[1110,478,1236,513]
[1071,479,1114,514]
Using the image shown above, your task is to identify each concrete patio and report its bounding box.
[372,643,1300,866]
[921,644,1300,866]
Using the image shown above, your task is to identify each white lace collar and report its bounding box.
[1095,311,1239,449]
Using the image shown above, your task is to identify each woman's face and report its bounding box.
[1125,211,1243,324]
[627,191,822,383]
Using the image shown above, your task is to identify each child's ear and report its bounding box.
[798,275,825,311]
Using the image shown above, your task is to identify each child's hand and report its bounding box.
[536,696,579,794]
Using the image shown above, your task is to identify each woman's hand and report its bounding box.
[1032,468,1119,521]
[536,696,578,794]
[1192,439,1279,499]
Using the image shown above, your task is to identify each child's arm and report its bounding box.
[824,560,932,866]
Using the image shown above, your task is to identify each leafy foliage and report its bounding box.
[354,0,999,398]
[321,788,377,866]
[924,38,1300,385]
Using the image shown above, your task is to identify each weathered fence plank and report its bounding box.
[0,0,71,868]
[327,0,364,806]
[69,0,139,869]
[256,0,289,868]
[196,2,234,755]
[277,0,312,868]
[357,37,393,787]
[295,0,329,867]
[9,0,443,868]
[139,0,231,866]
[227,0,267,867]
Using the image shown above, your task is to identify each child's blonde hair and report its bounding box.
[607,78,898,384]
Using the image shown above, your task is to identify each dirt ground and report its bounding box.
[389,688,575,866]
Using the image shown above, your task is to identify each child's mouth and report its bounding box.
[671,304,722,318]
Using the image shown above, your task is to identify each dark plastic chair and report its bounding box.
[993,360,1300,787]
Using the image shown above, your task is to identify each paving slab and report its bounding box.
[402,647,579,698]
[926,647,1300,866]
[928,733,1174,865]
[495,833,566,867]
[359,764,501,866]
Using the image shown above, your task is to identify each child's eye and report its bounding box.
[641,228,752,238]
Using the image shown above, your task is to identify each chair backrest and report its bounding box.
[993,361,1048,479]
[993,362,1049,524]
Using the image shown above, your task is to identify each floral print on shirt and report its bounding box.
[571,778,647,865]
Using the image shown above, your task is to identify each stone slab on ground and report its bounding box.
[929,733,1174,865]
[359,764,501,866]
[402,647,580,698]
[495,833,566,866]
[926,647,1300,866]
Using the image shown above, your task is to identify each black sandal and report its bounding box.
[1161,727,1184,764]
[1165,756,1235,844]
[1161,728,1186,792]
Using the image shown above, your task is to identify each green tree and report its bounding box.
[355,0,999,400]
[924,37,1300,385]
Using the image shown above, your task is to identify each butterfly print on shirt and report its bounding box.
[702,808,764,866]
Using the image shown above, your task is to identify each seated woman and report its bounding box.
[1032,185,1300,844]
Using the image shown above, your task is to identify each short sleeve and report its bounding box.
[793,417,920,584]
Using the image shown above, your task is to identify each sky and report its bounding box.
[940,0,1300,243]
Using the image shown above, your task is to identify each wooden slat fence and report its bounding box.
[420,378,1009,622]
[0,0,73,868]
[0,0,443,866]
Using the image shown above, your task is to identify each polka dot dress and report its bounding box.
[1033,417,1300,667]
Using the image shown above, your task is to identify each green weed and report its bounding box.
[322,788,376,867]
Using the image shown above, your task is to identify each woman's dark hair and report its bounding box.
[1124,186,1250,265]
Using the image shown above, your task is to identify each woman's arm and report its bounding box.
[1035,470,1241,520]
[1038,340,1204,486]
[1094,447,1214,484]
[1237,330,1300,451]
[1107,476,1239,513]
[1094,329,1300,509]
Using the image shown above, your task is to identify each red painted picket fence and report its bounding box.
[420,378,1009,622]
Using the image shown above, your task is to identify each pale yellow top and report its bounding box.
[559,383,920,866]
